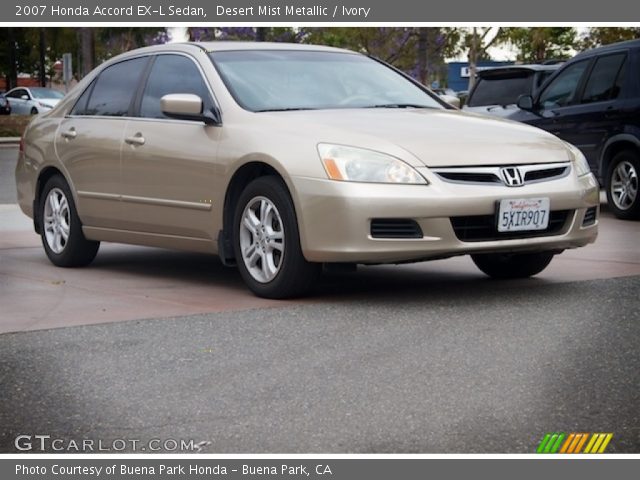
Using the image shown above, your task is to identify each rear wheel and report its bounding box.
[606,150,640,220]
[233,176,320,298]
[471,251,555,279]
[39,175,100,267]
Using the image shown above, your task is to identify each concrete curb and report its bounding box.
[0,137,20,144]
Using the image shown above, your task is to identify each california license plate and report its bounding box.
[497,198,550,232]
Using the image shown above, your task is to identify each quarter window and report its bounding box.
[539,60,589,109]
[140,55,213,119]
[581,53,626,104]
[84,57,149,116]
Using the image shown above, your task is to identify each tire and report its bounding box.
[30,107,38,115]
[39,175,100,267]
[233,176,320,299]
[605,150,640,220]
[471,251,555,279]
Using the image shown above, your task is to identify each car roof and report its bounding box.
[573,38,640,59]
[194,41,354,54]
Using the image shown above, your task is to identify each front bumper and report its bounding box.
[292,170,599,263]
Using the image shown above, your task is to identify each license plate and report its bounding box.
[497,198,550,232]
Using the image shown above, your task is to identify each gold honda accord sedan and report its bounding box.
[16,42,599,298]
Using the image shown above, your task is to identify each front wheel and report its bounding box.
[233,176,320,299]
[471,251,555,279]
[30,107,38,115]
[606,150,640,220]
[39,175,100,267]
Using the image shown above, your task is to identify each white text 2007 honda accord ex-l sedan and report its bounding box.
[16,42,599,298]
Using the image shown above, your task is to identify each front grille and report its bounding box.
[524,167,569,183]
[370,219,423,239]
[582,206,598,226]
[433,162,570,186]
[451,210,571,242]
[436,172,502,184]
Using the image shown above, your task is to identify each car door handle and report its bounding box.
[124,133,145,146]
[61,127,77,139]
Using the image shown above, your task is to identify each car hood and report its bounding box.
[264,108,569,167]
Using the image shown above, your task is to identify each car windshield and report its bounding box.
[467,72,534,107]
[209,50,443,112]
[30,88,64,99]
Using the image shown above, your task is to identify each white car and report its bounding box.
[4,87,64,115]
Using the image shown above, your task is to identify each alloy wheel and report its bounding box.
[239,196,285,283]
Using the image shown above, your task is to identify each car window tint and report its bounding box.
[7,89,25,99]
[467,73,534,107]
[581,53,627,104]
[85,57,148,116]
[70,81,95,115]
[539,60,589,109]
[140,55,212,119]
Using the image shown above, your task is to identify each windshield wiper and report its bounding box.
[254,107,317,112]
[365,103,435,109]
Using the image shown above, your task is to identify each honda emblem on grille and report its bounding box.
[500,167,524,187]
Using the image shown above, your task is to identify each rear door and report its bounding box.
[55,56,150,228]
[120,53,222,239]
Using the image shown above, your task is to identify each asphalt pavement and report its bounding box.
[1,146,639,453]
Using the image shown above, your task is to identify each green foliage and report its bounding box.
[581,27,640,49]
[502,27,577,63]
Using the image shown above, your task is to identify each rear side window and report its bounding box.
[581,53,627,104]
[467,73,534,107]
[83,57,148,116]
[139,54,213,119]
[539,60,590,109]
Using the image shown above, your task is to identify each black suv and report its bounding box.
[512,39,640,220]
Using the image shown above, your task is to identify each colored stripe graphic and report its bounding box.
[538,433,613,453]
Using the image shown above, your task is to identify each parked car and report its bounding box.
[4,87,64,115]
[433,88,460,108]
[463,64,560,117]
[0,93,10,115]
[512,39,640,220]
[15,43,599,298]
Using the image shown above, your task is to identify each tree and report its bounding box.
[502,27,576,63]
[301,27,458,86]
[463,27,505,91]
[581,27,640,49]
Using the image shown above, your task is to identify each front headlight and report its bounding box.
[566,143,591,177]
[37,102,52,109]
[317,144,427,184]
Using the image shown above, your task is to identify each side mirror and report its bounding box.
[160,93,220,125]
[517,94,535,111]
[21,95,29,100]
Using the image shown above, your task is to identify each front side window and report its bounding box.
[581,53,626,104]
[539,60,590,109]
[83,56,149,116]
[7,89,27,99]
[140,54,214,119]
[210,50,443,112]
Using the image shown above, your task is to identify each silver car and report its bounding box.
[16,42,599,298]
[5,87,64,115]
